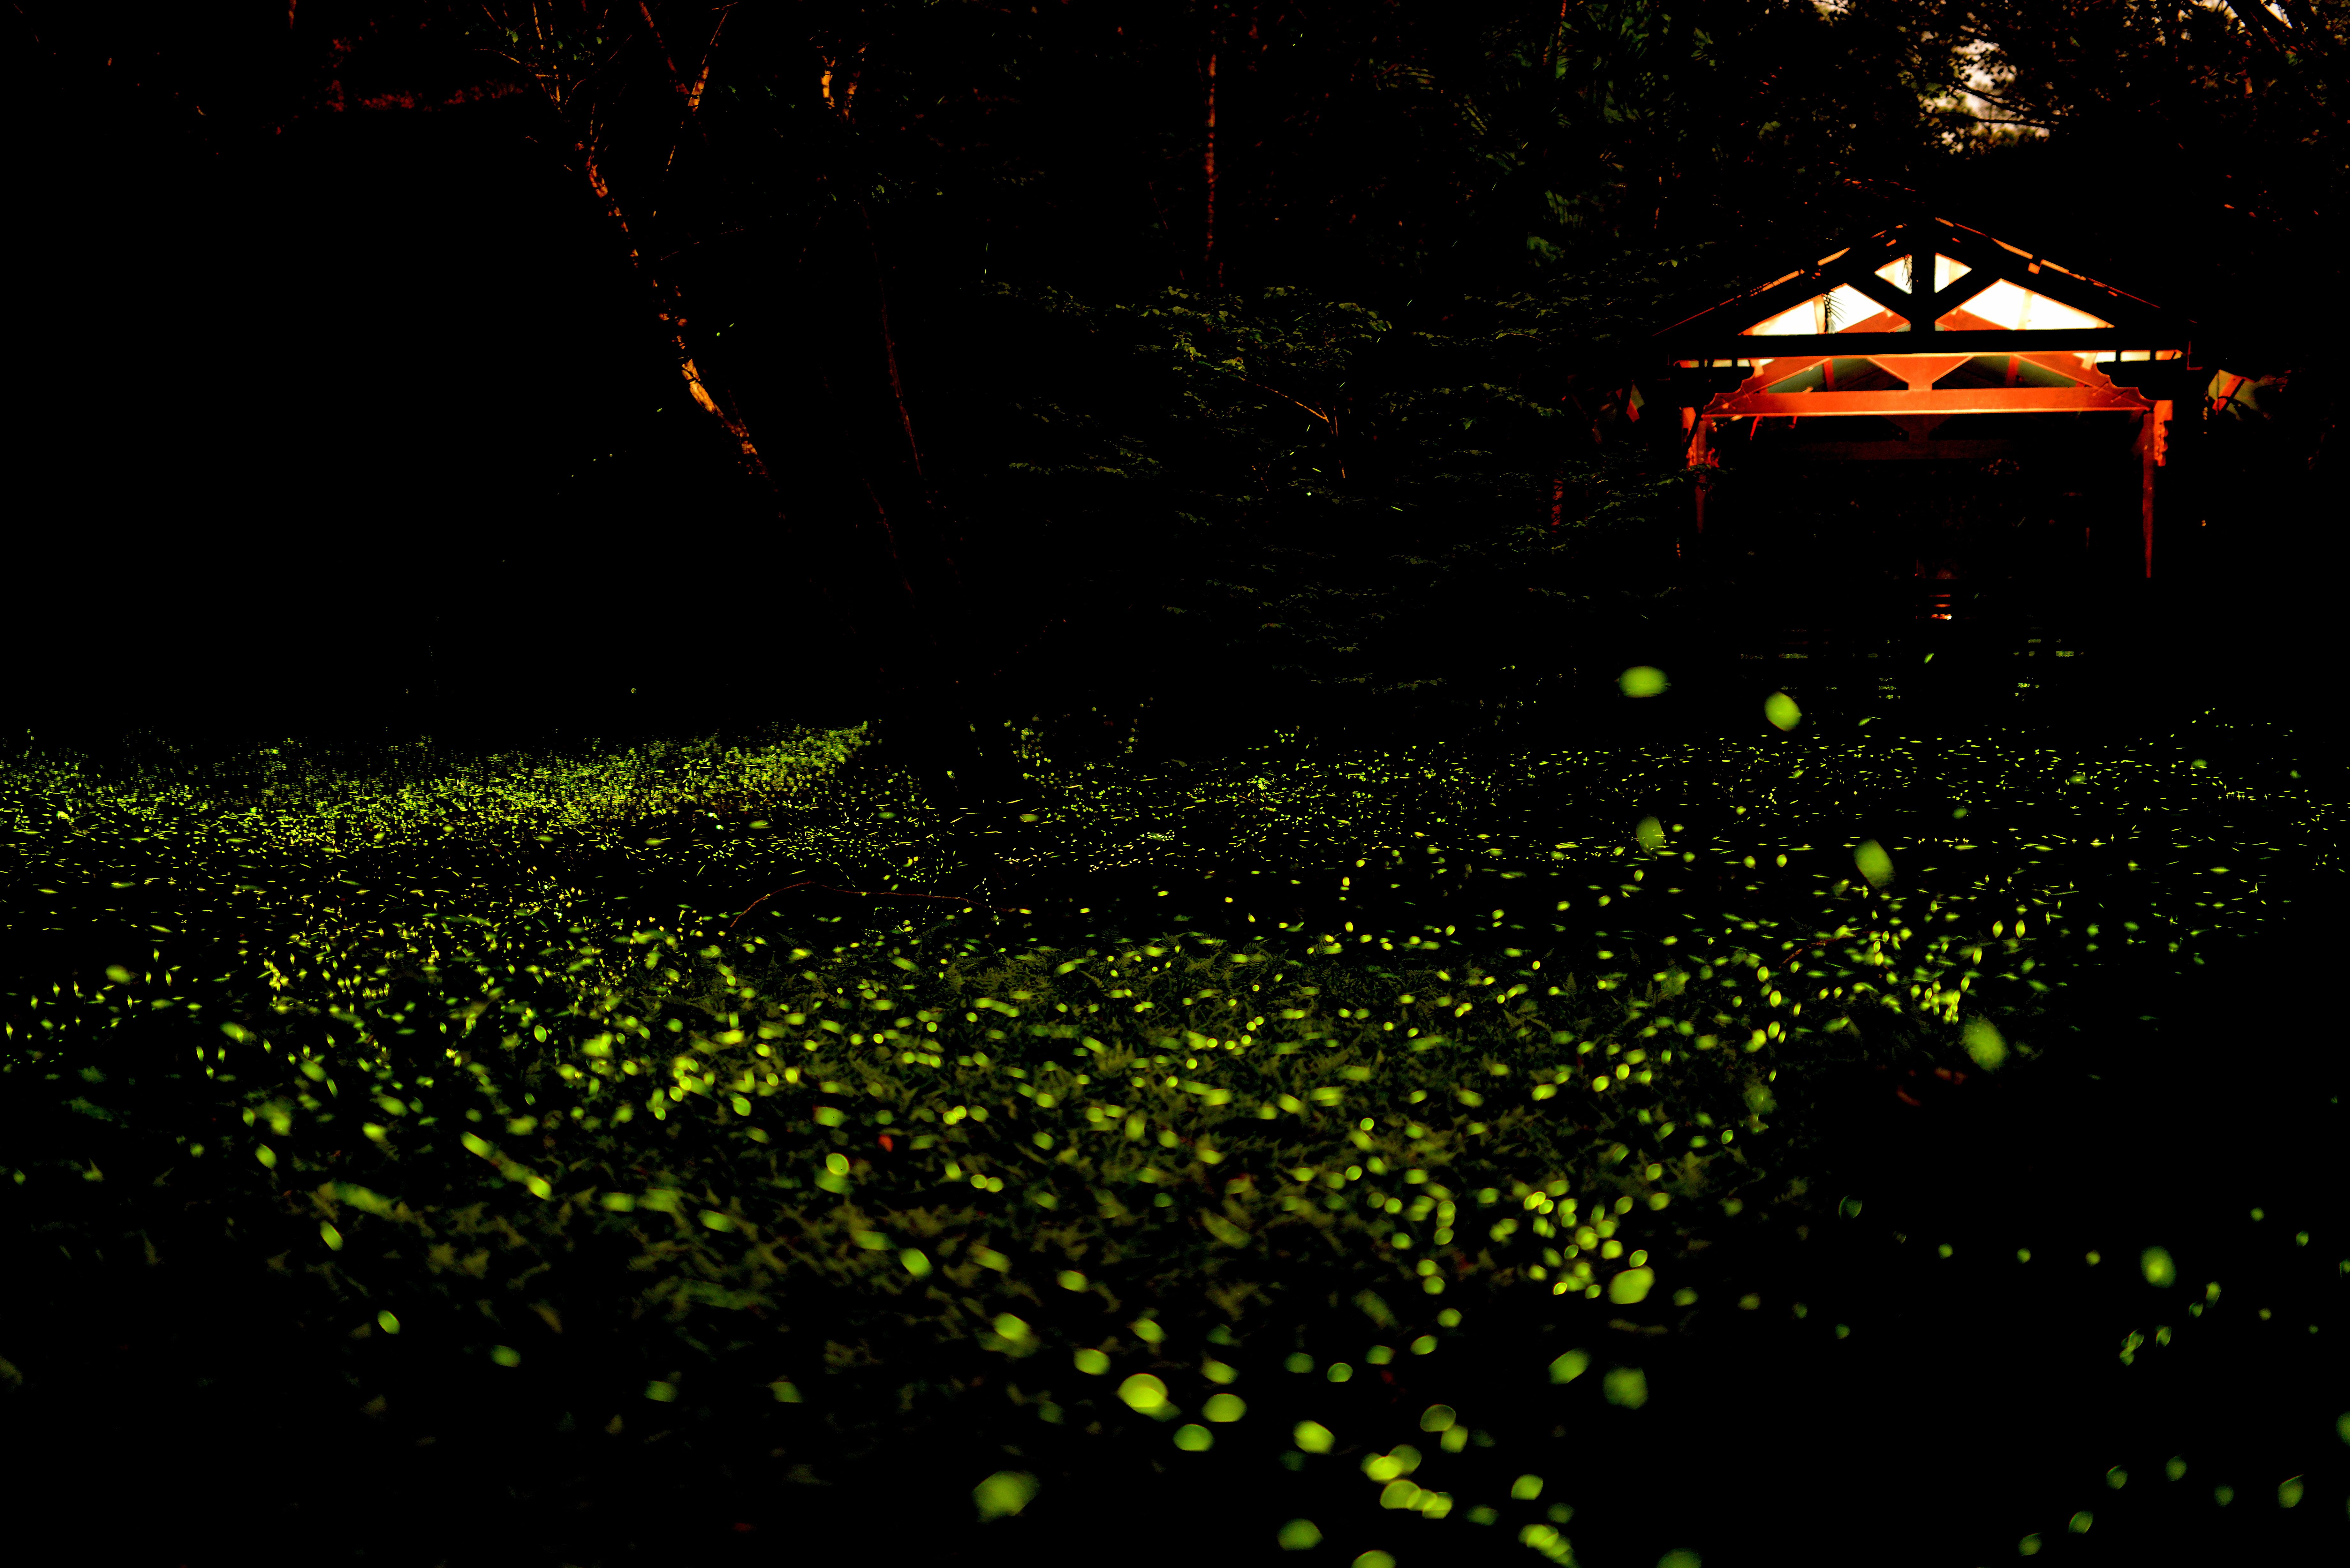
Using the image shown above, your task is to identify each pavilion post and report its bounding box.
[1687,412,1712,539]
[2132,399,2172,579]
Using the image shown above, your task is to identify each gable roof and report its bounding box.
[1651,213,2197,364]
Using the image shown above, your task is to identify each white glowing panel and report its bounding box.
[1748,299,1820,336]
[1942,278,2111,333]
[1745,282,1888,335]
[1871,254,1972,293]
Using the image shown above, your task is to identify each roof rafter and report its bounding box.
[1651,213,2188,359]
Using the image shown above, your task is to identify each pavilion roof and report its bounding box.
[1650,213,2197,367]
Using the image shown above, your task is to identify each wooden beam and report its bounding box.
[1838,269,1919,325]
[1652,235,1908,343]
[1705,352,1980,395]
[1822,229,1996,320]
[1926,314,2156,395]
[1667,338,2154,409]
[1704,386,2151,417]
[1659,328,2189,359]
[1652,216,2183,360]
[1932,230,2174,335]
[1868,354,1973,389]
[1919,268,2000,321]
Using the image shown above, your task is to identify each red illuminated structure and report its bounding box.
[1635,212,2220,584]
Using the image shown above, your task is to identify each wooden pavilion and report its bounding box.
[1627,212,2232,591]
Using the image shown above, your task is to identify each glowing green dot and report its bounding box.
[972,1470,1040,1520]
[1620,666,1669,698]
[1118,1373,1169,1411]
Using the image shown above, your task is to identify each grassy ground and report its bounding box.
[1,684,2341,1568]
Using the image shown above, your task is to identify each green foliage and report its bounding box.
[974,269,1713,714]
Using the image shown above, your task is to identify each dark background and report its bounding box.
[7,2,2340,776]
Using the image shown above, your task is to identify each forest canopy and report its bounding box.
[9,0,2340,758]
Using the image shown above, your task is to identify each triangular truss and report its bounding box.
[1660,213,2179,347]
